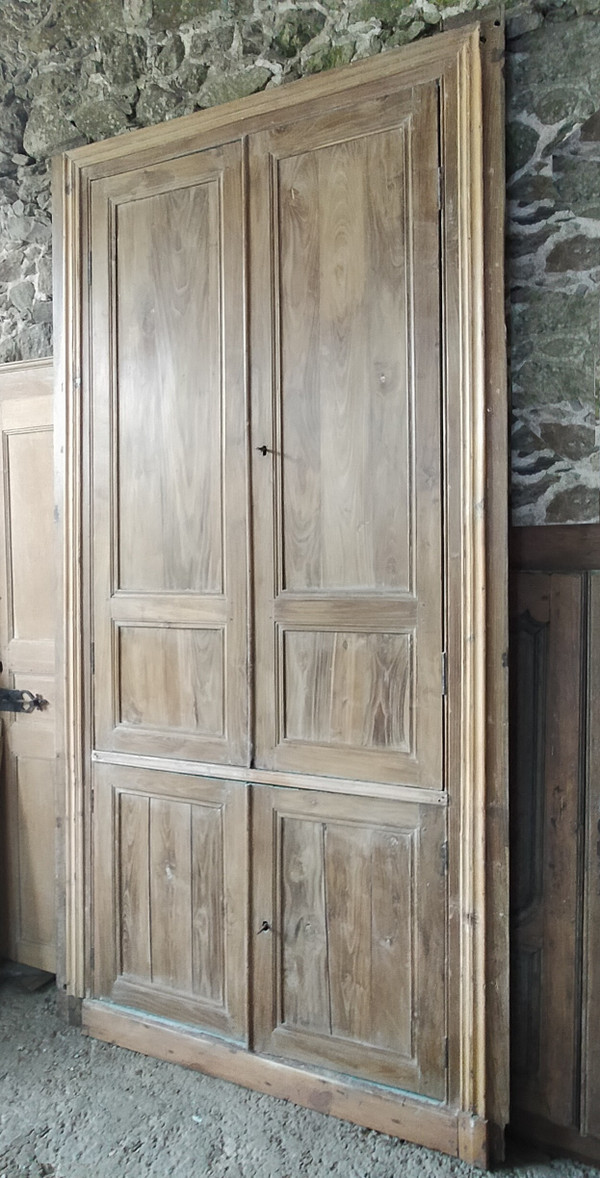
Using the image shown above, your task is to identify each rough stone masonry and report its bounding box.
[0,0,599,524]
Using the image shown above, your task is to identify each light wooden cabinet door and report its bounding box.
[87,142,250,1038]
[89,142,249,767]
[59,21,507,1165]
[250,85,443,788]
[252,787,447,1098]
[0,359,56,973]
[92,764,248,1041]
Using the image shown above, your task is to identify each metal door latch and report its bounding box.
[0,688,48,713]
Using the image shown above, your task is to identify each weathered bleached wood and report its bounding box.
[252,787,446,1097]
[90,141,249,766]
[82,998,460,1155]
[57,22,508,1165]
[93,765,248,1042]
[0,358,56,973]
[250,81,443,789]
[91,750,448,805]
[53,151,86,1000]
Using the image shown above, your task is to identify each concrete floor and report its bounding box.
[0,971,597,1178]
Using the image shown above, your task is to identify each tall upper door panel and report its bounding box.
[250,85,443,787]
[89,143,249,765]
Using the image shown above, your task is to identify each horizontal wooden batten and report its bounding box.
[110,594,229,626]
[273,596,418,630]
[82,999,462,1155]
[90,749,448,806]
[510,525,600,572]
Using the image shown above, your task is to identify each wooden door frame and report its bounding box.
[53,15,507,1164]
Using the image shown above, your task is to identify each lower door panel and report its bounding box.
[251,786,447,1099]
[92,763,248,1043]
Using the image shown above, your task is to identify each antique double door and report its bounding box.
[57,20,507,1165]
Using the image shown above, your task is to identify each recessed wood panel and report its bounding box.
[283,629,412,752]
[94,765,247,1042]
[149,797,194,990]
[278,130,411,594]
[253,786,445,1098]
[192,804,225,1003]
[119,792,151,980]
[118,625,224,736]
[119,793,226,1003]
[116,182,223,595]
[4,428,54,641]
[14,757,56,951]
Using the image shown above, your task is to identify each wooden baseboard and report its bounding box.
[510,1112,600,1167]
[510,525,600,572]
[82,999,490,1165]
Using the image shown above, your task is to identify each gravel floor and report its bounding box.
[0,972,598,1178]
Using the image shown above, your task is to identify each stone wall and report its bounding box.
[0,0,599,524]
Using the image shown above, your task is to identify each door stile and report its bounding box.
[53,152,89,1003]
[440,21,507,1160]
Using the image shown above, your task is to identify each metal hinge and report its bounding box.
[0,688,47,713]
[437,166,444,211]
[90,784,95,817]
[90,642,95,675]
[89,947,95,973]
[441,651,448,696]
[88,252,92,286]
[444,1037,449,1070]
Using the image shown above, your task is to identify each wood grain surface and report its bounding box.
[0,359,56,973]
[90,143,249,766]
[252,786,446,1098]
[57,22,508,1163]
[250,83,443,789]
[93,764,247,1042]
